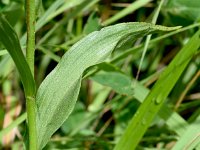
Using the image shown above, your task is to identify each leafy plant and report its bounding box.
[0,0,200,150]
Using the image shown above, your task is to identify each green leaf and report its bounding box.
[114,29,200,150]
[0,50,7,56]
[36,22,180,149]
[83,12,101,34]
[92,71,188,136]
[166,0,200,22]
[61,102,86,134]
[36,0,92,31]
[0,113,27,139]
[0,14,35,97]
[0,0,100,82]
[102,0,152,26]
[92,72,134,96]
[2,5,23,26]
[172,114,200,150]
[0,55,13,80]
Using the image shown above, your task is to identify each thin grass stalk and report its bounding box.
[135,0,164,83]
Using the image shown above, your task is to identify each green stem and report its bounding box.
[26,0,35,74]
[25,0,37,149]
[135,0,164,82]
[26,97,37,150]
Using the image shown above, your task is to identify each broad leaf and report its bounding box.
[92,72,134,95]
[36,22,180,149]
[0,14,35,97]
[92,71,188,136]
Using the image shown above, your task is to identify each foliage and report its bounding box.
[0,0,200,149]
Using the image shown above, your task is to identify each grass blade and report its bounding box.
[114,29,200,150]
[172,114,200,150]
[0,113,27,139]
[92,72,188,136]
[102,0,152,26]
[0,14,35,97]
[135,0,164,82]
[36,0,88,31]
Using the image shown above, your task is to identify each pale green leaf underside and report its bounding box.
[36,22,180,149]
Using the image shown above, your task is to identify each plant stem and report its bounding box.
[26,0,35,74]
[26,97,37,150]
[135,0,164,83]
[25,0,37,149]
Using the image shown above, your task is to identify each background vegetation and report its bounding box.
[0,0,200,149]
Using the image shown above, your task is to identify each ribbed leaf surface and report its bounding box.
[36,22,180,149]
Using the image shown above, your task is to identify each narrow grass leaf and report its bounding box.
[0,14,35,97]
[36,22,180,149]
[46,0,87,21]
[135,0,164,82]
[0,113,27,139]
[114,29,200,150]
[36,0,90,31]
[102,0,152,26]
[172,114,200,150]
